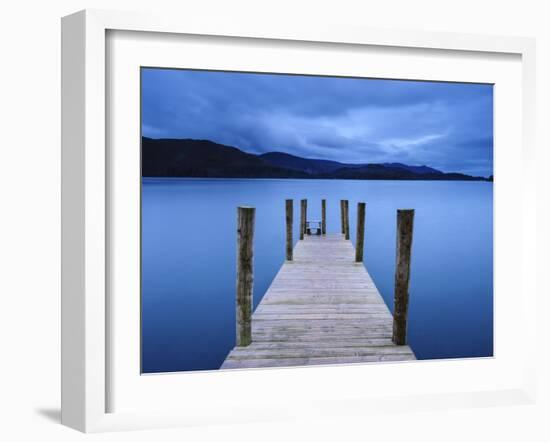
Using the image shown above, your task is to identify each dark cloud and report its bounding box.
[141,68,493,177]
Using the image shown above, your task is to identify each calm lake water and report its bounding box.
[141,178,493,373]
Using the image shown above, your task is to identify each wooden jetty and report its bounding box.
[221,201,416,370]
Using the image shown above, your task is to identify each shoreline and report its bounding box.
[141,176,494,183]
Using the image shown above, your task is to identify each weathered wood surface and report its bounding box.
[392,209,415,345]
[222,233,415,368]
[321,199,326,235]
[236,207,255,347]
[285,199,293,261]
[300,199,306,240]
[343,200,350,240]
[355,202,366,262]
[340,200,345,234]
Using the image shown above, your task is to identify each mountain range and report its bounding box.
[142,137,491,181]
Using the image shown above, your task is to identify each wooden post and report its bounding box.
[300,199,306,240]
[321,199,326,235]
[285,199,293,261]
[236,206,255,347]
[340,200,345,234]
[304,199,308,235]
[344,200,350,240]
[392,209,414,345]
[355,202,366,262]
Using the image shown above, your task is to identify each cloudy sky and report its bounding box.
[141,68,493,177]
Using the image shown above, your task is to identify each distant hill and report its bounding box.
[380,163,443,175]
[258,152,345,174]
[142,138,307,178]
[142,137,490,181]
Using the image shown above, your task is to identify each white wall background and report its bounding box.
[0,0,548,440]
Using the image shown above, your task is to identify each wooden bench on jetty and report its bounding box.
[221,199,416,369]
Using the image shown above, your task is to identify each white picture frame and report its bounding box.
[61,9,537,433]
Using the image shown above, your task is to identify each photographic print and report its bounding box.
[141,68,493,373]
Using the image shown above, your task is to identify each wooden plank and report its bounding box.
[250,334,395,342]
[226,346,415,359]
[253,314,394,320]
[254,307,390,313]
[222,233,415,369]
[222,354,416,369]
[236,339,396,349]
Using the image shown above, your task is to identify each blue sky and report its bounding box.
[141,68,493,177]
